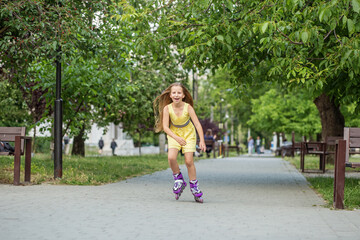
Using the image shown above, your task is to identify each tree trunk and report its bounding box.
[314,93,345,164]
[313,93,344,140]
[32,125,37,153]
[138,131,142,156]
[71,126,85,156]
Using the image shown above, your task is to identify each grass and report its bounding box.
[307,177,360,209]
[284,155,360,209]
[0,153,186,185]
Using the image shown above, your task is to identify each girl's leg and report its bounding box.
[185,152,203,203]
[169,148,187,200]
[184,152,196,181]
[168,148,180,174]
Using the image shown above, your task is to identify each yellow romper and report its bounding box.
[167,103,196,153]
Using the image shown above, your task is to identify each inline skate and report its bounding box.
[190,179,203,203]
[173,172,187,200]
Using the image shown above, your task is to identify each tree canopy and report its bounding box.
[124,0,360,139]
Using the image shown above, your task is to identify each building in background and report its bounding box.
[30,123,159,156]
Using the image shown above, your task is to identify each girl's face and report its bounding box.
[170,86,185,103]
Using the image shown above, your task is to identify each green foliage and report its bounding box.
[341,102,360,127]
[0,0,114,71]
[128,0,360,133]
[33,136,51,154]
[248,88,321,136]
[132,131,159,147]
[0,78,31,126]
[0,0,153,145]
[1,0,188,147]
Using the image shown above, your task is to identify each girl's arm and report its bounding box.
[162,106,187,146]
[188,105,206,152]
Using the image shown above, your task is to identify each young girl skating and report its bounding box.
[154,82,206,203]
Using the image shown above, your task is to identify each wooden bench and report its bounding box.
[0,127,32,185]
[196,139,217,158]
[280,132,305,157]
[333,127,360,209]
[291,131,303,157]
[225,144,240,157]
[300,136,342,173]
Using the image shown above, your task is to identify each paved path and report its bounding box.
[1,156,360,240]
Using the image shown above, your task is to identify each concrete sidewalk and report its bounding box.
[1,156,360,240]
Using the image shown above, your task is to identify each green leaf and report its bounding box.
[253,25,258,33]
[352,0,360,13]
[261,22,269,34]
[260,37,268,44]
[342,49,352,62]
[199,53,205,62]
[225,35,232,44]
[226,0,234,11]
[319,8,326,22]
[216,35,224,41]
[348,19,355,35]
[342,15,348,27]
[319,8,331,22]
[301,31,309,43]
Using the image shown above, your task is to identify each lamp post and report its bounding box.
[218,98,224,157]
[54,46,62,179]
[219,98,224,132]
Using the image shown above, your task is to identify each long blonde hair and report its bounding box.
[153,82,194,133]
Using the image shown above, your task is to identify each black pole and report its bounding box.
[54,46,63,179]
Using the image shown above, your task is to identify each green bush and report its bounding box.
[34,137,51,153]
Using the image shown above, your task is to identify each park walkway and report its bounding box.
[1,156,360,240]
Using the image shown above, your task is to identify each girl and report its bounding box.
[154,82,206,203]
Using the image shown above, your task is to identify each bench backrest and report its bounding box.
[324,136,343,154]
[292,131,306,149]
[344,127,360,162]
[0,127,26,153]
[326,136,343,146]
[204,139,215,146]
[306,142,321,150]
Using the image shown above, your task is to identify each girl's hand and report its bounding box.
[199,141,206,152]
[176,137,187,146]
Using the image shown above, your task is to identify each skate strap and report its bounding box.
[170,119,190,128]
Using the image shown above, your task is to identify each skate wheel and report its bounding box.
[195,197,204,203]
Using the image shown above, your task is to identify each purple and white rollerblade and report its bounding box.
[190,180,203,203]
[173,172,187,200]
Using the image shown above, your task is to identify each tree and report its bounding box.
[247,88,321,138]
[1,0,136,155]
[127,0,360,141]
[0,78,31,127]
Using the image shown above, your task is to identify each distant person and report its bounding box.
[256,136,261,154]
[98,137,104,154]
[63,134,70,155]
[204,129,216,158]
[110,139,117,156]
[248,136,254,155]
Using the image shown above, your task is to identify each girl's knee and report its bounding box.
[185,158,194,168]
[168,156,177,163]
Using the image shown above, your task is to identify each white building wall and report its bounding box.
[30,122,159,156]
